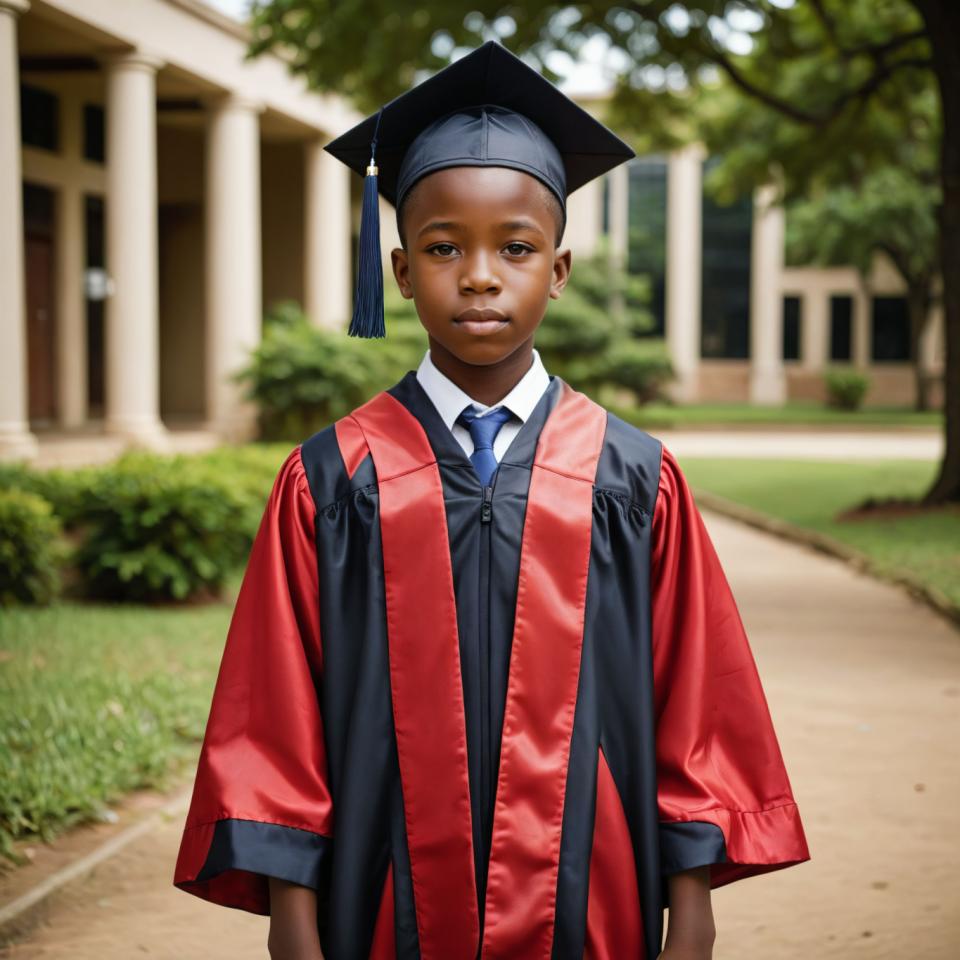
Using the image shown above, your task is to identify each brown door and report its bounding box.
[24,182,57,425]
[25,231,57,424]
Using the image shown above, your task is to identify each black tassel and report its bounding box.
[348,109,385,338]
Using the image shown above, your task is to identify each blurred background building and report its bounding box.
[1,0,945,463]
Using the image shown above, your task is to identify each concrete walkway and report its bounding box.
[657,429,942,461]
[3,510,958,959]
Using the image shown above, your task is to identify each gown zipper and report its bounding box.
[478,482,493,925]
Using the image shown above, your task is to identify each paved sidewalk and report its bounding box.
[3,511,958,959]
[657,429,942,461]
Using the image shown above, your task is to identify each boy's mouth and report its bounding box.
[454,307,509,336]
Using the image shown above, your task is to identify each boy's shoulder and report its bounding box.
[296,419,376,513]
[593,405,664,517]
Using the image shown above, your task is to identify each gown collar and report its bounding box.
[388,369,563,478]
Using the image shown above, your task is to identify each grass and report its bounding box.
[679,457,960,612]
[0,568,243,865]
[615,401,943,429]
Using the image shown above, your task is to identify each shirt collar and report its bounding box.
[415,346,551,432]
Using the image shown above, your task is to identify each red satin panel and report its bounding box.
[349,392,480,960]
[368,862,397,960]
[173,446,333,913]
[481,382,607,960]
[651,445,810,884]
[334,415,370,479]
[584,746,645,960]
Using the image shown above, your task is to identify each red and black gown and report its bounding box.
[173,371,810,959]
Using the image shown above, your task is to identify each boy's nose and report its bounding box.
[459,254,501,294]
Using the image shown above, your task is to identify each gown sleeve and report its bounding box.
[173,445,333,914]
[650,444,810,890]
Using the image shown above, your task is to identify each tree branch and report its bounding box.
[705,45,932,127]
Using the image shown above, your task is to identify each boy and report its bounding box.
[173,40,809,960]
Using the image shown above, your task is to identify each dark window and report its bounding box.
[86,195,106,413]
[628,157,667,336]
[21,84,59,151]
[830,295,853,361]
[83,104,105,163]
[701,158,752,359]
[871,296,911,361]
[782,296,801,361]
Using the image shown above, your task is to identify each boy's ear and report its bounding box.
[549,248,573,300]
[391,247,414,300]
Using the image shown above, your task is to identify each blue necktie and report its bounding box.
[456,404,514,486]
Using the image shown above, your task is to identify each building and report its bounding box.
[578,145,946,409]
[2,0,357,463]
[2,4,945,466]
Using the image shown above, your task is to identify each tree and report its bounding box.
[247,0,960,504]
[787,169,939,410]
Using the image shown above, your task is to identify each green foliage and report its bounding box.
[785,165,939,280]
[0,490,63,607]
[0,593,234,860]
[68,453,255,603]
[824,367,871,410]
[540,245,672,401]
[0,462,100,528]
[236,298,426,441]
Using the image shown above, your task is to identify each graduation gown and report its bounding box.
[173,371,810,959]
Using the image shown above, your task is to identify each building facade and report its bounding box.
[595,147,946,408]
[2,4,944,466]
[2,0,357,463]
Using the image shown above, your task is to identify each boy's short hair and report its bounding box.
[395,171,565,251]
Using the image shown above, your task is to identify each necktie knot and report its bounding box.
[456,404,514,485]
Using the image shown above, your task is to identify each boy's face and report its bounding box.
[391,166,572,368]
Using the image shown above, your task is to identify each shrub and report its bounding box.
[69,452,254,602]
[824,367,870,410]
[236,298,426,441]
[0,489,63,606]
[0,462,98,527]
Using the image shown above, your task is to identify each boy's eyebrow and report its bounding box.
[417,220,462,237]
[499,218,545,234]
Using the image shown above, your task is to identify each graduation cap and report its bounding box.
[323,40,636,338]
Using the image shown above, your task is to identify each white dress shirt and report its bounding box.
[415,347,551,461]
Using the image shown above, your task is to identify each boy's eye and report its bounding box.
[504,242,533,256]
[427,243,458,257]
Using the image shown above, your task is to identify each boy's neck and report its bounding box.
[428,337,535,408]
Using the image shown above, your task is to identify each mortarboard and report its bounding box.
[323,40,636,338]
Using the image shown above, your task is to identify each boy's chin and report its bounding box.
[425,331,539,368]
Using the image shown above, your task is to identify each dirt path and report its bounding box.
[3,510,958,959]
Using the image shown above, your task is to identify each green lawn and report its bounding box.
[679,457,960,612]
[614,401,943,430]
[0,568,243,863]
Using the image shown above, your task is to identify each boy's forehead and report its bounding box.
[405,166,556,210]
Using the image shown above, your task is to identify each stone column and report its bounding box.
[205,93,263,441]
[0,0,38,461]
[749,184,787,404]
[665,145,704,403]
[304,137,351,331]
[801,291,829,371]
[104,50,168,447]
[606,162,629,323]
[57,90,87,427]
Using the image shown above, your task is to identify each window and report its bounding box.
[83,104,105,163]
[21,84,59,152]
[701,159,752,359]
[782,296,801,361]
[871,297,911,362]
[628,157,667,337]
[829,295,853,362]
